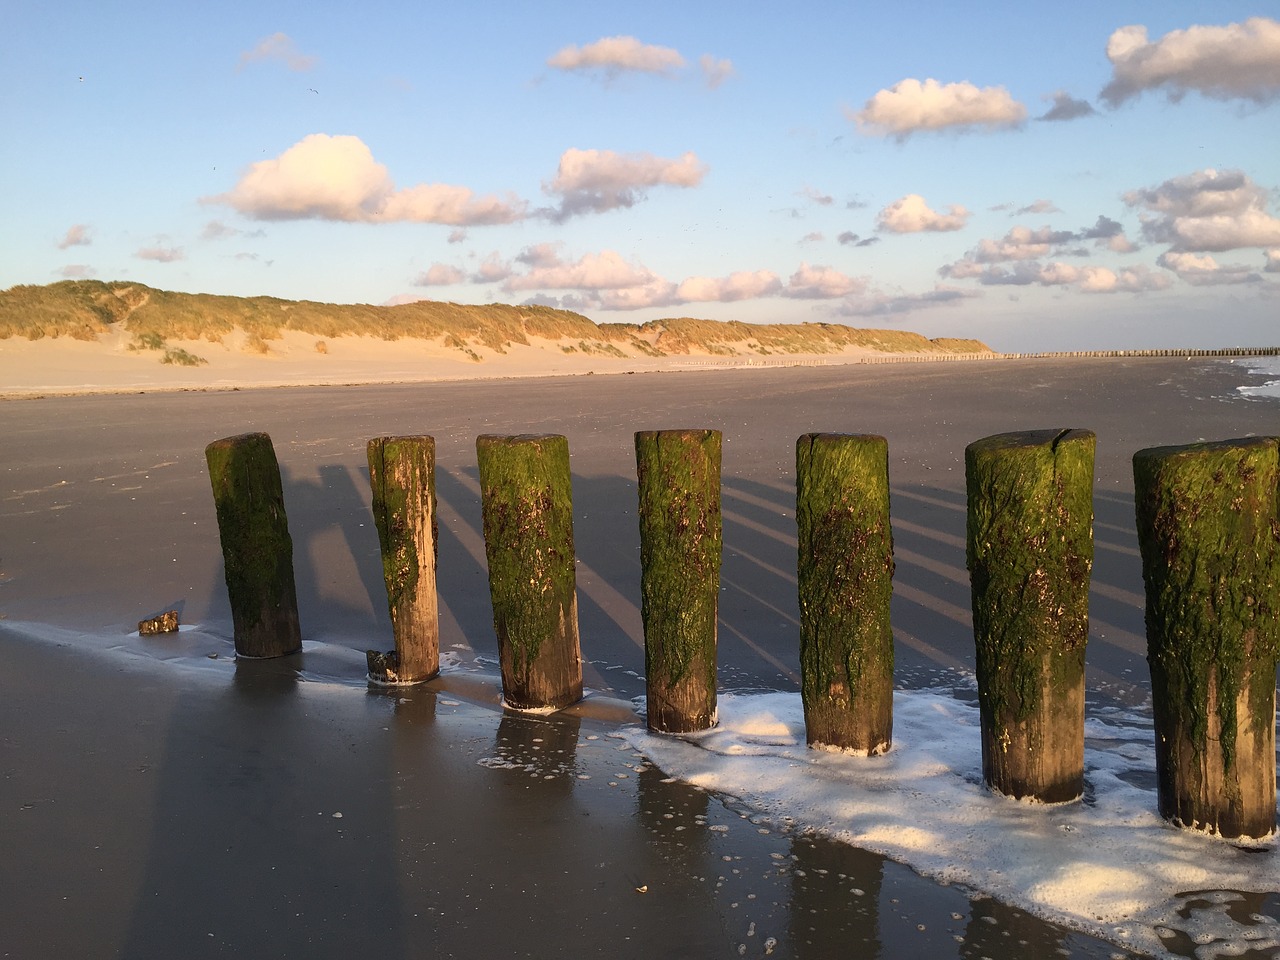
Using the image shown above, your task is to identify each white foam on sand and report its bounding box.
[7,618,1277,957]
[623,690,1280,960]
[1228,356,1280,401]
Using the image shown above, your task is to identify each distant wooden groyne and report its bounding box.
[672,346,1280,369]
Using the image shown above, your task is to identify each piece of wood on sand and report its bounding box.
[476,434,583,711]
[965,428,1095,802]
[1133,436,1280,839]
[796,433,895,755]
[204,432,302,659]
[366,435,440,684]
[635,429,722,734]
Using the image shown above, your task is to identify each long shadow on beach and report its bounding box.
[117,659,409,959]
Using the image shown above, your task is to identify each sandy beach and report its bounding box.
[2,352,1278,958]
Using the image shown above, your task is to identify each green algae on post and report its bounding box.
[635,429,722,734]
[965,428,1094,803]
[477,434,583,711]
[204,432,302,658]
[367,436,440,684]
[796,434,894,755]
[1133,437,1280,839]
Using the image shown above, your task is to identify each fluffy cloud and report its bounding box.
[1017,199,1061,216]
[852,78,1026,138]
[200,220,239,240]
[948,260,1171,293]
[877,194,970,233]
[677,270,782,302]
[547,36,684,76]
[237,33,317,72]
[1267,249,1280,273]
[1156,251,1262,285]
[135,245,185,263]
[542,148,707,221]
[413,264,465,286]
[1038,91,1096,121]
[838,286,979,317]
[473,253,513,284]
[57,224,91,249]
[211,134,527,226]
[1101,17,1280,105]
[547,36,733,88]
[700,54,735,88]
[1124,169,1280,251]
[502,249,661,294]
[58,264,95,278]
[782,263,866,299]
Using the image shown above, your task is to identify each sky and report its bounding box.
[4,1,1279,351]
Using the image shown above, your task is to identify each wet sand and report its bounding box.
[2,356,1276,958]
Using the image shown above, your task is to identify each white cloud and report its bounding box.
[472,253,512,284]
[237,32,317,72]
[1124,169,1280,251]
[877,194,970,233]
[135,245,185,263]
[413,264,465,286]
[1156,251,1262,285]
[211,134,527,226]
[1101,17,1280,106]
[201,220,238,240]
[700,54,735,88]
[1266,249,1280,273]
[57,264,95,278]
[1016,199,1061,215]
[782,263,866,299]
[838,286,980,317]
[548,36,684,76]
[852,78,1026,138]
[969,225,1079,263]
[947,260,1172,293]
[542,148,707,221]
[677,270,782,302]
[502,249,660,293]
[1038,91,1095,121]
[56,224,91,249]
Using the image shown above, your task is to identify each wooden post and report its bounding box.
[796,433,894,754]
[204,432,302,658]
[476,434,582,711]
[965,429,1095,802]
[1133,437,1279,839]
[635,429,722,733]
[366,436,440,684]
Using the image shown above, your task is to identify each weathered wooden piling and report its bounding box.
[204,432,302,658]
[635,429,722,733]
[965,429,1095,802]
[1133,437,1280,839]
[795,433,894,754]
[366,436,440,684]
[476,434,583,711]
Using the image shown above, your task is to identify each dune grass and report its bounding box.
[0,280,993,359]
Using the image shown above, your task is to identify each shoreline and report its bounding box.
[2,328,1276,400]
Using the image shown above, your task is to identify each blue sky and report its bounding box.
[4,1,1279,350]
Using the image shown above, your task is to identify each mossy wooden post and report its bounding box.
[965,429,1095,802]
[796,434,894,754]
[635,429,722,734]
[204,432,302,659]
[1133,438,1280,839]
[476,434,583,711]
[366,436,439,684]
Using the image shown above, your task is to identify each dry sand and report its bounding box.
[2,351,1276,958]
[0,327,916,398]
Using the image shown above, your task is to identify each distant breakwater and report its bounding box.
[672,345,1280,368]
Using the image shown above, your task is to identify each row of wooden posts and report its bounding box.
[204,429,1280,840]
